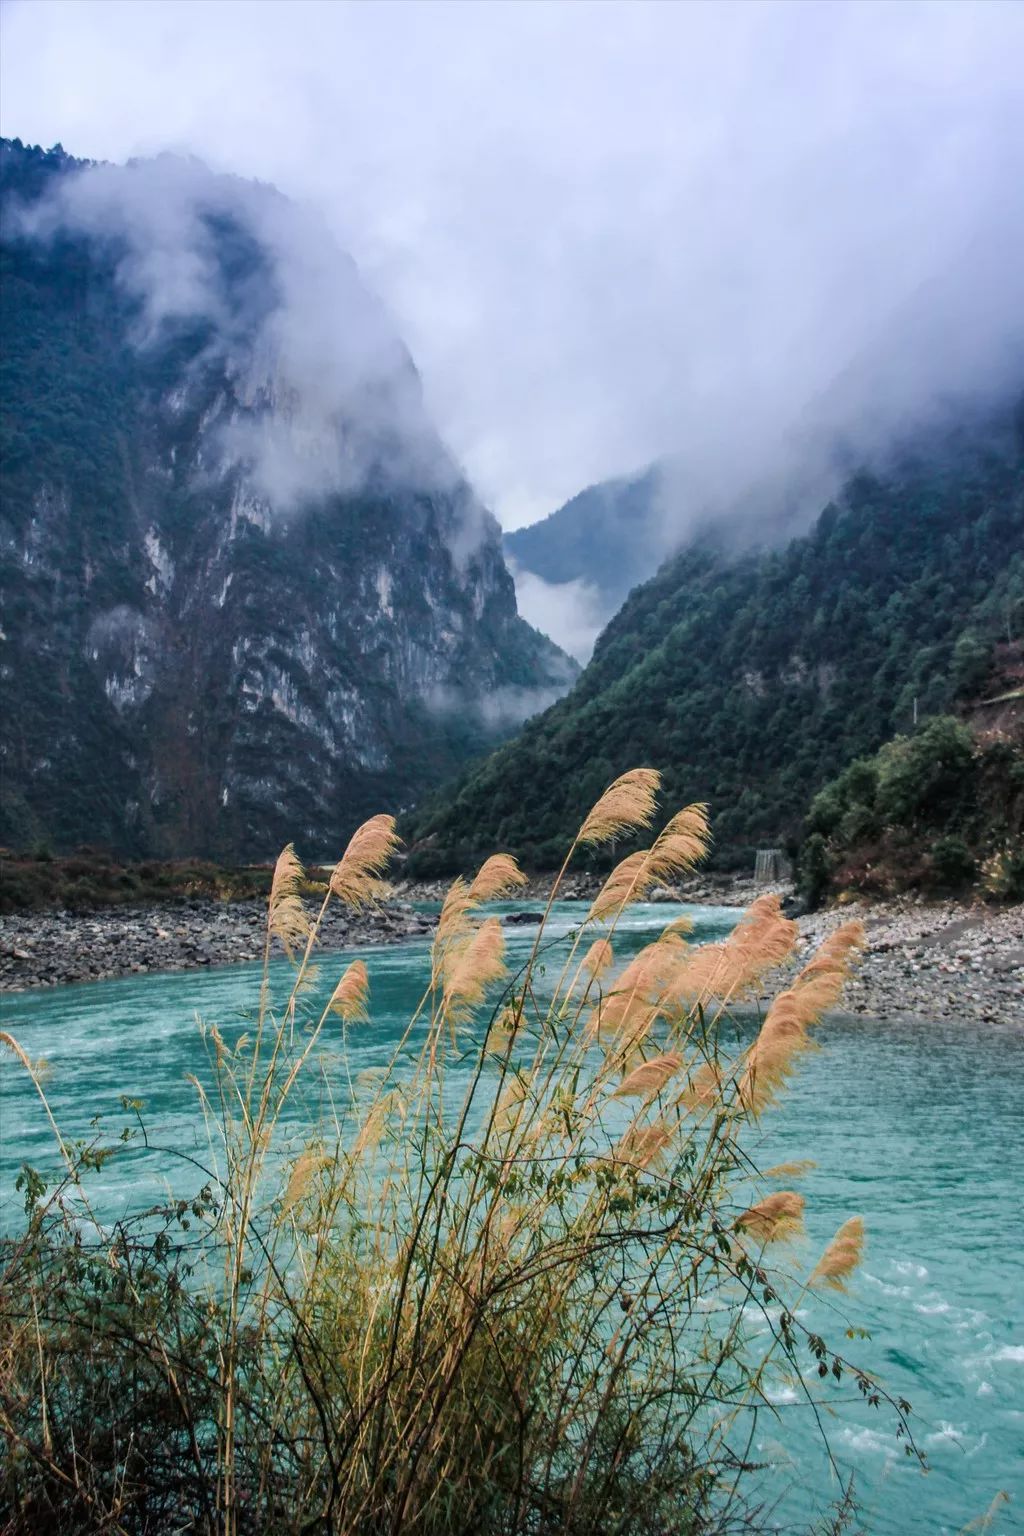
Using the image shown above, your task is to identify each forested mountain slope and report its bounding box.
[409,402,1024,872]
[503,468,661,619]
[0,139,572,859]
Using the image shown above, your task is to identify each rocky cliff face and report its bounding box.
[0,140,573,859]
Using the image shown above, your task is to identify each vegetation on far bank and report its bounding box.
[405,407,1024,875]
[798,709,1024,908]
[0,849,273,915]
[1,773,919,1533]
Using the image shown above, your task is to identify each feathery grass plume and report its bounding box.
[468,852,528,903]
[280,1146,327,1219]
[613,1051,686,1099]
[443,916,507,1024]
[644,802,711,885]
[589,935,688,1055]
[268,843,310,955]
[588,851,651,921]
[739,922,864,1114]
[810,1216,865,1290]
[578,767,660,847]
[329,814,400,908]
[677,893,797,1003]
[736,1190,805,1244]
[762,1160,817,1180]
[679,1060,724,1112]
[737,996,816,1115]
[352,1090,399,1158]
[611,1117,673,1171]
[328,960,369,1023]
[435,876,473,949]
[660,914,694,940]
[789,922,866,1014]
[582,937,614,978]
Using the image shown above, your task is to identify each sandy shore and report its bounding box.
[2,880,1020,1025]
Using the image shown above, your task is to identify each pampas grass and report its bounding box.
[0,772,919,1536]
[810,1216,866,1290]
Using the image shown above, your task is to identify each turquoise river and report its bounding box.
[1,901,1021,1533]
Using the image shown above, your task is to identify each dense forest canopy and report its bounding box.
[408,401,1024,873]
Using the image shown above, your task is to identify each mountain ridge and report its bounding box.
[0,138,574,859]
[408,399,1024,873]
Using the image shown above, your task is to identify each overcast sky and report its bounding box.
[2,0,1022,530]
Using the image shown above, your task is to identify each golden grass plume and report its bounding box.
[613,1051,686,1099]
[582,938,614,979]
[610,1118,673,1172]
[644,803,710,885]
[810,1216,865,1290]
[578,768,660,847]
[328,959,370,1023]
[443,916,508,1024]
[676,893,797,1004]
[468,853,528,903]
[736,1190,805,1244]
[588,851,650,921]
[330,814,400,907]
[268,843,311,954]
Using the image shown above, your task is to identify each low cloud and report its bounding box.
[508,561,607,663]
[3,2,1023,554]
[13,153,463,514]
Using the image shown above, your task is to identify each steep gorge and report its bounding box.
[0,140,573,859]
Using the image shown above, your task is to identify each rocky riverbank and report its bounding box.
[795,896,1024,1027]
[2,879,1020,1026]
[0,897,437,991]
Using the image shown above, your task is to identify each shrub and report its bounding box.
[982,842,1024,902]
[0,773,918,1533]
[929,835,976,889]
[874,717,973,827]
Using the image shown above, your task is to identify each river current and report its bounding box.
[1,901,1021,1533]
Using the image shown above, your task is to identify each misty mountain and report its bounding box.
[504,467,662,622]
[0,139,574,859]
[407,399,1024,872]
